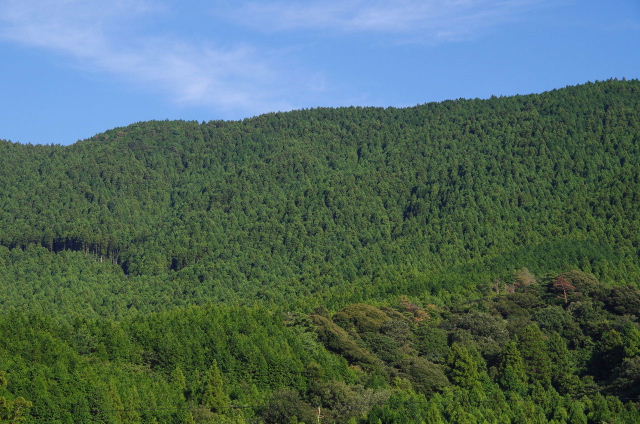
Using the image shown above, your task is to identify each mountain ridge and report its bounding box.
[2,79,637,147]
[2,79,640,422]
[0,79,639,314]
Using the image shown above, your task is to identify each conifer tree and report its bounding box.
[497,341,528,395]
[203,360,230,413]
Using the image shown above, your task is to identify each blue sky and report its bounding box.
[0,0,639,145]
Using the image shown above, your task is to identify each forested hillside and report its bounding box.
[1,80,639,422]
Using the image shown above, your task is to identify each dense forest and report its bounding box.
[0,80,639,422]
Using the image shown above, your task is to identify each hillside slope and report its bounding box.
[1,80,640,423]
[0,80,639,314]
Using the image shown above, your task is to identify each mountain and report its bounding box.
[1,79,640,315]
[0,80,639,422]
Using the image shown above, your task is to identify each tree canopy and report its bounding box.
[0,80,639,422]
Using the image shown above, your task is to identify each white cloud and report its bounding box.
[0,0,298,114]
[0,0,552,117]
[223,0,547,41]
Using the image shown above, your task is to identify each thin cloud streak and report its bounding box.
[0,0,552,118]
[225,0,547,41]
[0,0,298,115]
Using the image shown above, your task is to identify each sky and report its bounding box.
[0,0,638,145]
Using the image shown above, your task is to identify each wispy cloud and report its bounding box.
[0,0,551,117]
[223,0,547,41]
[0,0,301,114]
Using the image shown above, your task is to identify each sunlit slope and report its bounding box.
[0,80,638,311]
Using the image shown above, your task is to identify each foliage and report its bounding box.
[0,80,639,421]
[0,80,639,316]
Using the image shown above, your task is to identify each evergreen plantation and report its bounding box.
[0,80,639,422]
